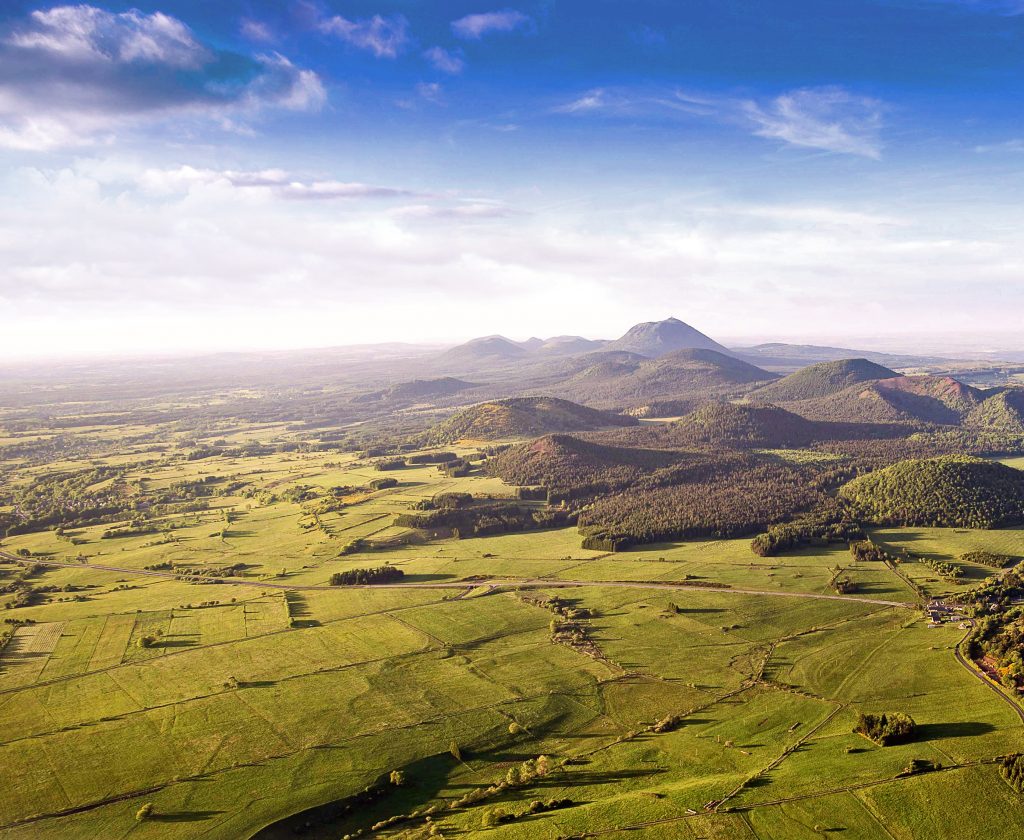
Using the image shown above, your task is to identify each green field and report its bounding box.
[1,410,1022,840]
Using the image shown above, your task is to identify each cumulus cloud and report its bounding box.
[451,9,531,39]
[423,46,465,74]
[0,4,324,150]
[9,5,209,67]
[743,88,884,159]
[317,12,408,57]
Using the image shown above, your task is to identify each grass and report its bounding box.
[1,417,1021,839]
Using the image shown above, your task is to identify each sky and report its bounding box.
[3,0,1024,359]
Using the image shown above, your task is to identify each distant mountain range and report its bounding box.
[336,317,1024,435]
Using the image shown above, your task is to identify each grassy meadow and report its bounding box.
[0,410,1022,839]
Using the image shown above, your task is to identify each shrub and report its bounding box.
[135,803,153,821]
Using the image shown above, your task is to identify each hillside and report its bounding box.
[438,335,528,365]
[603,317,731,358]
[353,377,476,403]
[535,335,608,355]
[425,396,637,443]
[554,348,773,407]
[487,433,680,494]
[966,388,1024,434]
[786,375,983,425]
[661,401,822,449]
[753,358,898,402]
[839,455,1024,528]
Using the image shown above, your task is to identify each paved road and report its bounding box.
[0,551,915,607]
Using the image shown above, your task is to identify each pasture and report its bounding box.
[0,412,1022,839]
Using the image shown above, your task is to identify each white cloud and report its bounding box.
[451,10,531,39]
[743,88,884,159]
[9,5,209,68]
[240,19,275,43]
[553,88,611,114]
[317,12,408,57]
[0,5,324,150]
[552,85,885,158]
[423,46,465,74]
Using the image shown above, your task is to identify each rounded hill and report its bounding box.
[838,455,1024,528]
[425,397,637,443]
[753,358,898,402]
[665,401,821,448]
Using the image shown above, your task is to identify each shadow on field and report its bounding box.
[152,811,225,822]
[400,573,461,583]
[916,721,995,740]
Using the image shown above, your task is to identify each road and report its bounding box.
[0,551,915,607]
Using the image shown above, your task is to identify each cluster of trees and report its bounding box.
[961,551,1018,569]
[849,540,894,562]
[406,452,458,465]
[751,502,864,557]
[918,556,964,582]
[375,458,407,471]
[438,458,472,477]
[965,606,1024,691]
[578,460,822,548]
[1000,753,1024,792]
[396,503,573,539]
[330,566,404,586]
[854,712,917,746]
[413,492,473,511]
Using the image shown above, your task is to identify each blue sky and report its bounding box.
[2,1,1024,358]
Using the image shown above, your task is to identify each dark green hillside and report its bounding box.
[753,358,898,402]
[425,396,636,443]
[578,456,823,546]
[839,454,1024,528]
[966,388,1024,434]
[664,401,821,448]
[487,434,681,499]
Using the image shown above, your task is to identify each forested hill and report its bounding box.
[752,358,898,402]
[425,397,637,443]
[838,454,1024,528]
